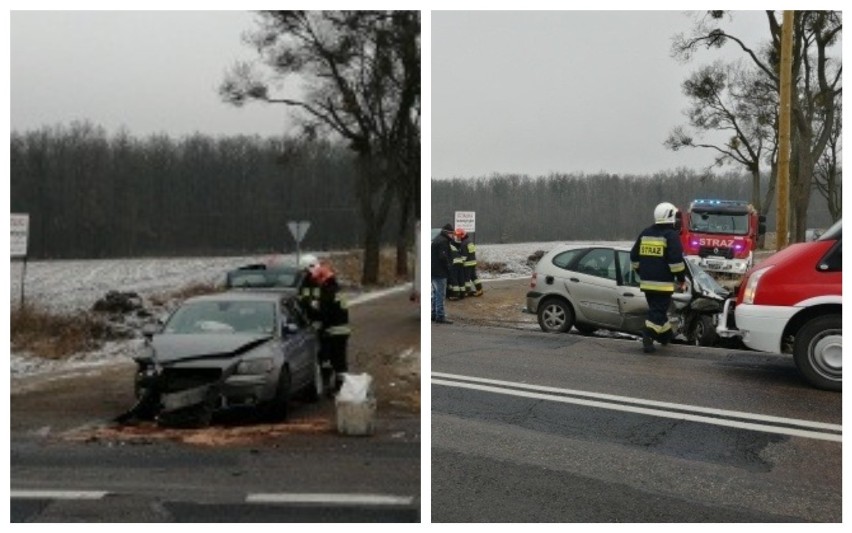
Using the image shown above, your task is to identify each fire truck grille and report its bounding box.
[698,246,734,259]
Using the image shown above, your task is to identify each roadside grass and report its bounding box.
[12,282,222,361]
[11,305,110,360]
[330,247,413,288]
[10,247,407,362]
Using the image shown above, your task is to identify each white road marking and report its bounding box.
[10,490,109,500]
[432,372,842,443]
[246,493,415,506]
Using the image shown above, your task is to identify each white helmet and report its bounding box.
[654,202,678,225]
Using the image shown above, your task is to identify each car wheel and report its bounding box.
[574,324,597,336]
[537,298,574,333]
[265,365,292,421]
[303,359,324,403]
[690,315,718,346]
[793,314,842,392]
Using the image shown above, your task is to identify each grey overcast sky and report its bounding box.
[432,10,785,179]
[10,10,295,137]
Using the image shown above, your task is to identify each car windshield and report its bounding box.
[227,268,300,288]
[164,300,276,335]
[689,212,750,236]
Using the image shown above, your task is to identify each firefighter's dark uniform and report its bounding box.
[630,223,686,352]
[299,269,321,312]
[317,280,350,390]
[461,236,483,296]
[448,239,467,300]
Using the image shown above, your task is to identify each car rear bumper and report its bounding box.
[525,291,543,313]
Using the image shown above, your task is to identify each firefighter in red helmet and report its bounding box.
[308,264,350,393]
[448,228,467,300]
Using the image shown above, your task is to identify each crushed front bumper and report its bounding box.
[715,298,742,339]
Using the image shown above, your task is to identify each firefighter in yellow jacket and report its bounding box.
[458,229,483,297]
[447,229,467,300]
[630,202,687,353]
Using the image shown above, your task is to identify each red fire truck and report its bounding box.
[679,199,767,276]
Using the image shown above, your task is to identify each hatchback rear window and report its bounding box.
[551,248,585,269]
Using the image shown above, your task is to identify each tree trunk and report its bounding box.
[356,157,394,285]
[395,192,413,278]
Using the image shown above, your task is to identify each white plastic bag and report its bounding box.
[336,373,374,402]
[335,373,376,436]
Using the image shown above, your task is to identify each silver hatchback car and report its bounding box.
[526,244,647,336]
[526,244,730,345]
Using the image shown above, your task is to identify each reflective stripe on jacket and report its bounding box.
[629,224,686,293]
[463,241,477,267]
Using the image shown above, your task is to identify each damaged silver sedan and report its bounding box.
[125,291,322,427]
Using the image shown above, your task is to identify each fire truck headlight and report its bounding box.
[742,266,773,304]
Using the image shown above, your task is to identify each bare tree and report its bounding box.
[665,61,777,219]
[220,11,421,283]
[813,95,842,222]
[672,10,841,241]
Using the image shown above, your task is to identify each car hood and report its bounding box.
[685,260,730,300]
[151,333,273,364]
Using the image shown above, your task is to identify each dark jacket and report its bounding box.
[315,280,349,337]
[630,224,686,292]
[431,231,452,279]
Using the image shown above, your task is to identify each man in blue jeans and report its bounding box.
[431,223,454,324]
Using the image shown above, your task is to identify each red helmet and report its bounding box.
[311,265,335,285]
[454,228,467,239]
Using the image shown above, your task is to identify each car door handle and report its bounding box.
[570,278,579,283]
[622,293,634,297]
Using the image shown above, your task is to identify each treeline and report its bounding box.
[432,171,839,244]
[11,122,397,259]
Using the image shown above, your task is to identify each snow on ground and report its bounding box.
[11,254,296,314]
[475,240,633,279]
[10,241,626,378]
[9,251,413,379]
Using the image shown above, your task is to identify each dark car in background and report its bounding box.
[225,263,306,293]
[132,291,321,426]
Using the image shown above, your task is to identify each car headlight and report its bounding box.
[741,266,773,305]
[236,358,274,375]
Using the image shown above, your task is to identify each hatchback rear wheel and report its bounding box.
[537,298,574,333]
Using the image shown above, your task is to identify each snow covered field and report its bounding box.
[9,251,410,379]
[8,241,626,378]
[475,240,633,279]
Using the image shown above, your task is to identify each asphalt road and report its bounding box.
[431,310,842,522]
[11,287,420,523]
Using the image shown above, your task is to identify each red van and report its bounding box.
[720,219,842,390]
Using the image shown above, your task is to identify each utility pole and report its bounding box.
[776,10,794,251]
